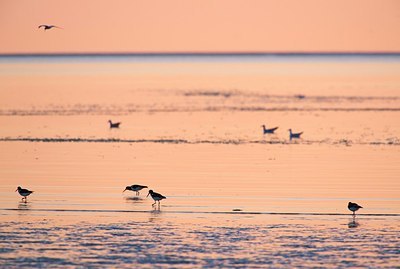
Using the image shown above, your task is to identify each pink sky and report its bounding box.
[0,0,399,53]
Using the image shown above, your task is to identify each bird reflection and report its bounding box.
[124,196,144,203]
[18,201,32,210]
[149,209,162,222]
[348,218,360,228]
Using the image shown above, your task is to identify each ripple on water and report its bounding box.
[0,216,398,268]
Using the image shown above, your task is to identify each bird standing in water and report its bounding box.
[16,186,34,202]
[123,185,148,196]
[348,202,363,217]
[147,190,166,209]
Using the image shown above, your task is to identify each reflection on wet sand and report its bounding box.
[124,196,145,203]
[18,201,31,210]
[348,218,360,228]
[149,209,163,222]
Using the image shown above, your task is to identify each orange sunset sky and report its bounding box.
[0,0,400,53]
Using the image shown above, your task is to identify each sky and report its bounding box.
[0,0,400,53]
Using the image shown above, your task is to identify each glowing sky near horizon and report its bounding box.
[0,0,399,53]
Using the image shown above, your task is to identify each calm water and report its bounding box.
[0,54,399,268]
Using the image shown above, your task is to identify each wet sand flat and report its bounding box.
[0,54,399,268]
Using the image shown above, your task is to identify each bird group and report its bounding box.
[15,184,166,209]
[262,125,303,140]
[108,121,302,140]
[16,185,364,216]
[123,185,166,209]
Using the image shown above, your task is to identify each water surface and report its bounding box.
[0,54,399,268]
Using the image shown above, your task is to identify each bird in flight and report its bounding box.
[38,25,63,31]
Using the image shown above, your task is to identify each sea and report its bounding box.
[0,53,399,268]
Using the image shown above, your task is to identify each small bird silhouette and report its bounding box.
[38,25,63,31]
[348,202,363,217]
[262,125,279,134]
[15,186,34,202]
[123,185,148,196]
[108,120,121,129]
[288,129,303,140]
[147,190,166,209]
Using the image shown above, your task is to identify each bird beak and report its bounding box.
[146,193,149,197]
[15,189,17,192]
[123,189,127,192]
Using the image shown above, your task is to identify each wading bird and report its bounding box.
[147,190,166,209]
[123,185,148,196]
[16,186,34,202]
[348,202,363,217]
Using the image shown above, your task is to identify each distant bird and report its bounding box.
[123,185,148,196]
[38,25,62,31]
[262,125,279,134]
[288,129,303,140]
[15,186,33,202]
[147,190,166,208]
[348,202,363,216]
[108,120,121,129]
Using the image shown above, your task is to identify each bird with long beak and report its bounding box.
[16,186,34,202]
[123,185,148,196]
[147,190,166,208]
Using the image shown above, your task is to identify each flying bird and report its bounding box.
[123,185,148,196]
[16,186,34,202]
[262,125,279,134]
[38,25,63,31]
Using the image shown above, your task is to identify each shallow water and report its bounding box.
[0,213,399,268]
[0,54,399,268]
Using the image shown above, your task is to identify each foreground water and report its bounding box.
[0,213,399,269]
[0,54,399,268]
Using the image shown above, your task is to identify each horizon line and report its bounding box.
[1,51,400,57]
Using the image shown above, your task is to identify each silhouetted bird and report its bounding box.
[15,186,33,202]
[262,125,279,134]
[348,202,363,216]
[147,190,166,208]
[288,129,303,140]
[38,25,62,31]
[108,120,121,128]
[123,185,148,196]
